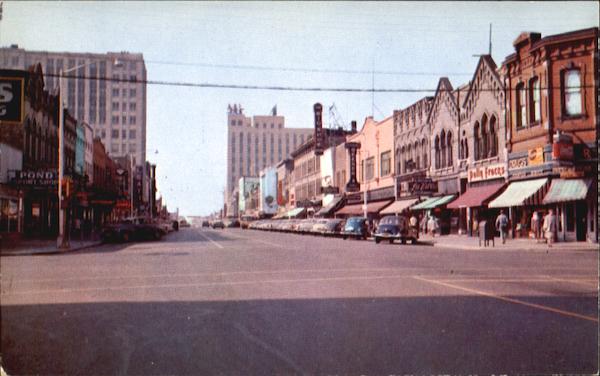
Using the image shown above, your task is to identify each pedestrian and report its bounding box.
[531,211,540,241]
[427,215,436,237]
[495,210,509,244]
[542,209,557,248]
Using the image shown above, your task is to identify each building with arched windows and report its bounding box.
[447,55,508,236]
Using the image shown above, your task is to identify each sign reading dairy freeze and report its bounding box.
[468,163,506,183]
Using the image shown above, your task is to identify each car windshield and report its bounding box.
[346,217,365,225]
[379,216,400,225]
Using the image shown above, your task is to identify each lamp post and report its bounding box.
[57,59,121,249]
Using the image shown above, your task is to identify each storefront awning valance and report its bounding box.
[488,178,548,208]
[447,183,505,209]
[380,198,420,215]
[411,195,455,210]
[542,179,593,204]
[285,207,306,218]
[335,200,393,216]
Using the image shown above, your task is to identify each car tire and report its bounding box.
[375,237,380,244]
[342,236,347,240]
[389,239,394,244]
[401,238,407,245]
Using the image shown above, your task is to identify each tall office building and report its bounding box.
[226,105,313,212]
[0,45,147,165]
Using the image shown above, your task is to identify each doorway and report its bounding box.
[575,201,587,241]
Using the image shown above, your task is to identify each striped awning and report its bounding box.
[446,183,505,209]
[380,198,420,214]
[542,179,592,204]
[488,178,548,208]
[411,195,456,210]
[335,200,393,216]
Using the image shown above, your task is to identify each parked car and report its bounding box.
[201,220,210,228]
[341,217,369,240]
[211,220,225,229]
[373,215,415,244]
[179,219,191,228]
[316,219,345,236]
[101,217,163,243]
[297,219,317,234]
[240,215,257,229]
[224,219,240,228]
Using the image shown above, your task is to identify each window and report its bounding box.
[130,88,136,97]
[446,132,453,167]
[112,115,119,124]
[129,116,136,125]
[111,130,119,139]
[112,102,119,111]
[122,130,127,139]
[516,83,527,128]
[111,144,119,153]
[112,88,119,97]
[129,144,137,153]
[474,122,480,160]
[434,136,440,169]
[130,75,137,82]
[490,116,498,157]
[481,115,488,159]
[122,116,127,125]
[380,151,391,176]
[530,77,541,123]
[440,130,446,168]
[101,130,106,138]
[563,69,582,116]
[365,157,375,181]
[129,103,136,111]
[231,120,236,126]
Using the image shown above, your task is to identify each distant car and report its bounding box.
[224,219,240,228]
[240,215,257,229]
[373,215,414,244]
[315,219,344,236]
[202,220,210,228]
[101,218,163,243]
[341,217,369,240]
[172,220,179,231]
[179,219,190,228]
[211,220,225,229]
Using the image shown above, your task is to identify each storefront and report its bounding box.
[411,195,456,235]
[447,163,507,236]
[335,186,395,221]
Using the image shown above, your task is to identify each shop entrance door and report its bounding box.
[575,201,587,241]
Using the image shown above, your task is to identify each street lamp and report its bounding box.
[57,59,122,249]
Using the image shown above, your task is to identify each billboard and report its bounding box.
[238,176,259,213]
[259,167,278,215]
[0,72,26,123]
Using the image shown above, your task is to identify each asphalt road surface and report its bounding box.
[1,227,598,375]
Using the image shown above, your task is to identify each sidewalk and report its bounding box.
[0,239,102,256]
[420,233,598,252]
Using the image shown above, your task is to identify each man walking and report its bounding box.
[542,209,557,248]
[495,210,509,244]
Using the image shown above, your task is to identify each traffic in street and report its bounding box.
[1,227,597,375]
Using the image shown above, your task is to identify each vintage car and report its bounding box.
[341,217,369,240]
[101,217,164,243]
[373,215,417,244]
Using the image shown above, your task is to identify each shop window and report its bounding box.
[563,69,582,116]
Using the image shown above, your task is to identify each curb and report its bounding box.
[0,241,103,257]
[432,241,598,252]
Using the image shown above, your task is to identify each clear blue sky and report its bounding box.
[2,1,597,216]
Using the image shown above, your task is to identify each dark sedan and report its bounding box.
[341,217,369,240]
[101,218,163,243]
[373,215,411,244]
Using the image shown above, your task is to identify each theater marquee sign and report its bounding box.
[468,163,506,183]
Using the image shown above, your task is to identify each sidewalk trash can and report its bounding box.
[478,220,495,247]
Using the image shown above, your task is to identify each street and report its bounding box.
[1,227,598,375]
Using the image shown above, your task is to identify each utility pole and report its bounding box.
[489,23,493,56]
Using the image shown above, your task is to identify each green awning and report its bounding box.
[488,178,548,208]
[542,179,592,204]
[411,195,455,210]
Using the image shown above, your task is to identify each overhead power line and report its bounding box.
[145,60,473,77]
[42,73,597,93]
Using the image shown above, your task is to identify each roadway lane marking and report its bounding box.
[197,231,224,249]
[413,276,598,323]
[545,276,598,287]
[2,274,411,296]
[233,322,307,375]
[4,268,597,285]
[434,278,598,284]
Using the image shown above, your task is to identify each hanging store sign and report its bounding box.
[468,163,506,183]
[527,147,544,166]
[552,141,574,161]
[0,75,25,123]
[313,103,324,156]
[396,175,437,197]
[345,142,361,192]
